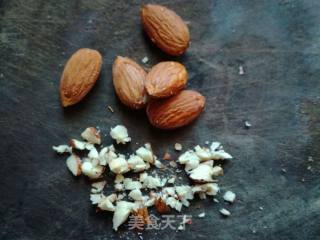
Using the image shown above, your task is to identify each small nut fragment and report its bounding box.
[219,208,231,216]
[53,145,72,154]
[155,198,171,214]
[123,178,143,190]
[88,147,99,160]
[175,185,194,206]
[113,201,136,231]
[110,125,131,144]
[189,164,216,183]
[174,143,183,151]
[128,155,149,172]
[90,193,105,205]
[128,189,143,201]
[66,154,82,176]
[165,197,182,212]
[81,161,104,179]
[142,175,165,189]
[109,157,129,174]
[194,145,211,161]
[136,144,155,164]
[98,194,117,211]
[238,66,245,75]
[69,139,94,151]
[192,183,220,196]
[167,176,176,184]
[141,56,149,64]
[178,150,200,171]
[163,151,171,160]
[91,181,107,193]
[108,105,114,113]
[212,166,224,177]
[81,127,101,144]
[223,191,236,203]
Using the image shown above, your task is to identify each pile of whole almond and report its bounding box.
[59,4,205,130]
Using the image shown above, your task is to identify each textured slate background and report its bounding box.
[0,0,319,239]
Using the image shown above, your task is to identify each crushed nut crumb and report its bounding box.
[308,156,314,162]
[108,106,114,113]
[239,66,245,75]
[163,152,171,160]
[141,56,149,64]
[219,208,231,216]
[53,127,236,231]
[244,121,251,129]
[174,143,182,151]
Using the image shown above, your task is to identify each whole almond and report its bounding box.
[141,4,190,56]
[112,56,148,109]
[60,48,102,107]
[147,90,205,130]
[146,61,188,98]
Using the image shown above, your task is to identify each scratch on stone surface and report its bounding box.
[206,104,292,115]
[197,78,282,93]
[198,57,219,70]
[221,49,320,54]
[310,197,320,212]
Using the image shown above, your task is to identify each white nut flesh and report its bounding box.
[110,125,131,144]
[81,127,101,144]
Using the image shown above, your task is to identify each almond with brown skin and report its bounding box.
[141,4,190,56]
[147,90,205,130]
[146,61,188,98]
[112,56,148,109]
[60,48,102,107]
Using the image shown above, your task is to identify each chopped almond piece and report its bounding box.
[53,145,72,154]
[81,127,101,144]
[109,157,129,174]
[91,181,107,193]
[163,152,171,160]
[223,191,236,203]
[174,143,182,151]
[113,201,135,231]
[136,144,155,164]
[66,154,82,176]
[155,198,171,214]
[81,161,104,179]
[69,139,94,150]
[110,125,131,144]
[220,208,231,216]
[189,164,216,182]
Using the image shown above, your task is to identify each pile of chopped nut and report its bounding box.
[53,125,236,231]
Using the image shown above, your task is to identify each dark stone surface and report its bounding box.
[0,0,319,239]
